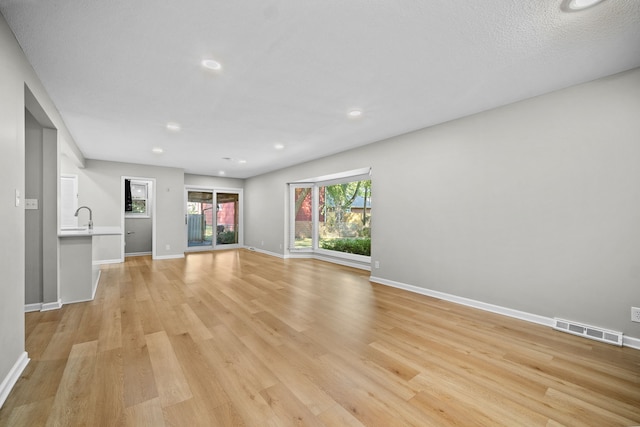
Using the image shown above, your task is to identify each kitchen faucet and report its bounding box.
[74,206,93,230]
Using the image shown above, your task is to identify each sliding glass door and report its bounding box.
[185,187,243,251]
[187,190,214,249]
[215,192,240,246]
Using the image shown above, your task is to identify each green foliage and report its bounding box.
[217,230,237,244]
[320,238,371,256]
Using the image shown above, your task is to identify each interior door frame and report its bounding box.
[120,176,156,261]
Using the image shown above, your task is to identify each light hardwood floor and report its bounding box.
[1,249,639,426]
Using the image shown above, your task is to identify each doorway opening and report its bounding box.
[185,186,243,251]
[186,189,214,250]
[121,176,156,260]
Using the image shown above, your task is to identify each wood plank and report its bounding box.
[123,398,165,427]
[1,251,639,426]
[145,331,193,407]
[45,341,98,427]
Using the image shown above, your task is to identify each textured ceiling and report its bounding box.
[1,0,639,178]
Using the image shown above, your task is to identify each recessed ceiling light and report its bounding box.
[166,122,181,131]
[238,159,247,164]
[219,170,226,175]
[562,0,605,11]
[348,109,363,118]
[152,147,164,154]
[201,59,222,71]
[274,143,285,150]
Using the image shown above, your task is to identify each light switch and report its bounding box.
[25,199,39,210]
[15,189,20,207]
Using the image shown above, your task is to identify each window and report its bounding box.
[289,169,371,259]
[60,174,78,229]
[318,179,371,256]
[126,180,151,217]
[291,185,313,249]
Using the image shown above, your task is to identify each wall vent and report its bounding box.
[553,318,622,346]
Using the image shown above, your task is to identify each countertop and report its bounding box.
[58,226,123,237]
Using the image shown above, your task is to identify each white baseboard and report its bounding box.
[41,299,62,311]
[24,303,42,313]
[369,276,640,350]
[369,276,554,328]
[245,247,286,259]
[313,254,370,271]
[25,299,63,312]
[623,335,640,350]
[93,258,122,266]
[282,249,370,270]
[153,253,185,260]
[0,352,29,409]
[125,251,152,257]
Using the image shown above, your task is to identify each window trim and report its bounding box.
[288,169,372,264]
[126,180,151,218]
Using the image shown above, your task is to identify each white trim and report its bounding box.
[292,167,371,184]
[121,176,156,263]
[315,248,371,264]
[92,259,122,265]
[24,303,42,313]
[41,299,62,311]
[214,188,244,249]
[623,335,640,350]
[61,297,95,305]
[124,251,152,257]
[92,271,101,300]
[245,247,286,259]
[24,300,63,313]
[257,246,369,270]
[153,254,185,260]
[125,180,151,218]
[288,251,370,270]
[185,186,244,251]
[369,276,640,350]
[0,352,29,409]
[369,276,555,327]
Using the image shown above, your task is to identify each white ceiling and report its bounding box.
[1,0,639,178]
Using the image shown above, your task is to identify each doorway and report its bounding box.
[185,187,243,251]
[215,192,240,247]
[186,189,214,250]
[121,177,156,260]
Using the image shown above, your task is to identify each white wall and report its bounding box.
[184,173,244,189]
[61,158,186,260]
[244,68,640,339]
[0,13,84,405]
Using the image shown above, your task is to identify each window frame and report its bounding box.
[126,180,151,218]
[288,169,371,263]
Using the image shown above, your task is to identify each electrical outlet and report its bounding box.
[374,261,380,269]
[632,307,640,323]
[165,244,170,251]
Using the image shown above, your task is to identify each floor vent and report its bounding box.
[553,318,623,346]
